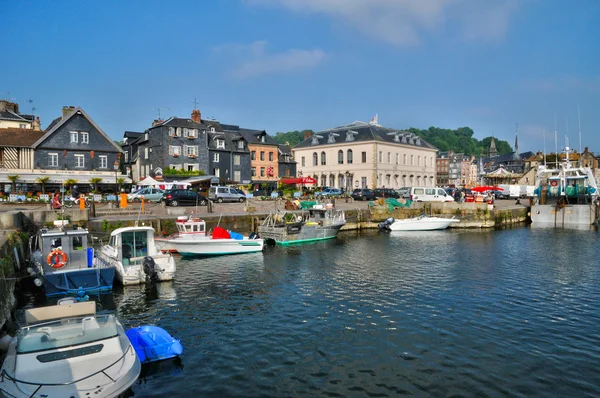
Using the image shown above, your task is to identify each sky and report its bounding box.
[2,0,599,154]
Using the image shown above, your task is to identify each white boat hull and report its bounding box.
[387,216,460,231]
[162,237,265,256]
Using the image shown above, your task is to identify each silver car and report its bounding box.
[208,186,247,203]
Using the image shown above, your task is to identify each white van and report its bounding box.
[498,184,521,199]
[410,187,454,202]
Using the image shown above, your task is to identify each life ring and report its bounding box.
[550,180,558,187]
[47,249,68,269]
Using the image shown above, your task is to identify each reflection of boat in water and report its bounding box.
[378,215,460,231]
[96,225,176,285]
[28,221,115,297]
[0,301,140,398]
[155,217,264,257]
[258,207,346,245]
[532,148,600,227]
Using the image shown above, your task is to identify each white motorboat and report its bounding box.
[0,301,140,398]
[155,217,264,257]
[96,224,176,285]
[379,215,460,231]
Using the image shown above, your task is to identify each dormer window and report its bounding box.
[415,137,421,145]
[237,140,244,150]
[216,139,225,149]
[210,126,216,132]
[345,130,358,142]
[168,127,175,136]
[311,135,323,145]
[401,135,408,144]
[187,129,197,138]
[327,133,339,144]
[175,128,181,137]
[260,135,266,143]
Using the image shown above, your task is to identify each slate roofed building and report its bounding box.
[0,100,41,130]
[227,127,280,188]
[0,106,128,193]
[293,117,438,191]
[278,144,297,179]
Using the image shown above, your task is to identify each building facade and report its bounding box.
[0,100,40,130]
[278,144,297,179]
[0,106,126,193]
[293,121,438,191]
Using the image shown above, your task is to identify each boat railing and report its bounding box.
[0,343,133,392]
[128,253,172,264]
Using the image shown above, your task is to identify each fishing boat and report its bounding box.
[378,215,460,231]
[532,147,600,226]
[0,301,140,398]
[27,221,115,297]
[154,216,264,256]
[95,224,176,285]
[258,206,346,245]
[126,325,183,363]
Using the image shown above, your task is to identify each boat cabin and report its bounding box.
[176,216,207,236]
[31,225,91,272]
[107,226,156,265]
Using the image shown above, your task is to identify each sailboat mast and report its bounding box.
[578,105,582,155]
[554,111,558,168]
[543,127,546,166]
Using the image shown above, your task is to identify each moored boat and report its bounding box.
[258,206,346,245]
[96,224,176,285]
[126,325,183,363]
[0,301,141,398]
[28,221,115,297]
[379,215,460,231]
[532,148,600,226]
[155,217,264,256]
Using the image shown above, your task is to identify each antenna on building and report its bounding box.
[28,99,35,116]
[192,98,198,109]
[155,107,170,119]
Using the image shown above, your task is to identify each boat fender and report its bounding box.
[47,249,68,269]
[0,334,12,353]
[142,256,159,282]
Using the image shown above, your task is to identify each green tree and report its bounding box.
[35,176,50,193]
[273,130,313,147]
[7,175,19,193]
[89,177,103,193]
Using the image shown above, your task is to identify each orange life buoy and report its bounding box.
[550,180,558,187]
[47,249,68,269]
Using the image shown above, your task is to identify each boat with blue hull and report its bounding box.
[28,221,115,297]
[126,325,183,363]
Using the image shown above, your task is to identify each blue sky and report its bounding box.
[2,0,599,154]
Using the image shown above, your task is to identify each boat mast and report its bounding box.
[578,105,582,156]
[554,110,558,168]
[543,127,546,166]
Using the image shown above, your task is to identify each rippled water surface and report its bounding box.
[20,227,600,397]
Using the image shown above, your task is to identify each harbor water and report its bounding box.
[15,226,600,397]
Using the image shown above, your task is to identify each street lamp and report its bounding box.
[345,171,350,202]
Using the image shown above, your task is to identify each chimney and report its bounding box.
[152,119,164,127]
[191,109,201,123]
[33,116,41,131]
[0,100,18,113]
[62,106,76,119]
[304,130,312,140]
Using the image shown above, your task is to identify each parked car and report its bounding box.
[163,189,208,207]
[396,187,411,199]
[491,190,509,199]
[351,188,375,201]
[127,187,165,203]
[315,188,343,197]
[208,186,246,203]
[373,188,399,199]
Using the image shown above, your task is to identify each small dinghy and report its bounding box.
[126,326,183,363]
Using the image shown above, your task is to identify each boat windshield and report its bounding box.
[121,230,148,260]
[17,314,118,354]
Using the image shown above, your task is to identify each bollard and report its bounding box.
[208,199,213,213]
[141,197,145,212]
[79,194,85,210]
[120,193,128,208]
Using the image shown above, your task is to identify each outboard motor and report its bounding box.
[142,256,159,282]
[378,217,395,230]
[249,232,259,240]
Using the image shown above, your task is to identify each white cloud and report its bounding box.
[247,0,520,46]
[214,41,327,79]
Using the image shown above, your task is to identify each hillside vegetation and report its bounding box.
[274,126,512,156]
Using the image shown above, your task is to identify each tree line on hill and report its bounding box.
[274,126,512,156]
